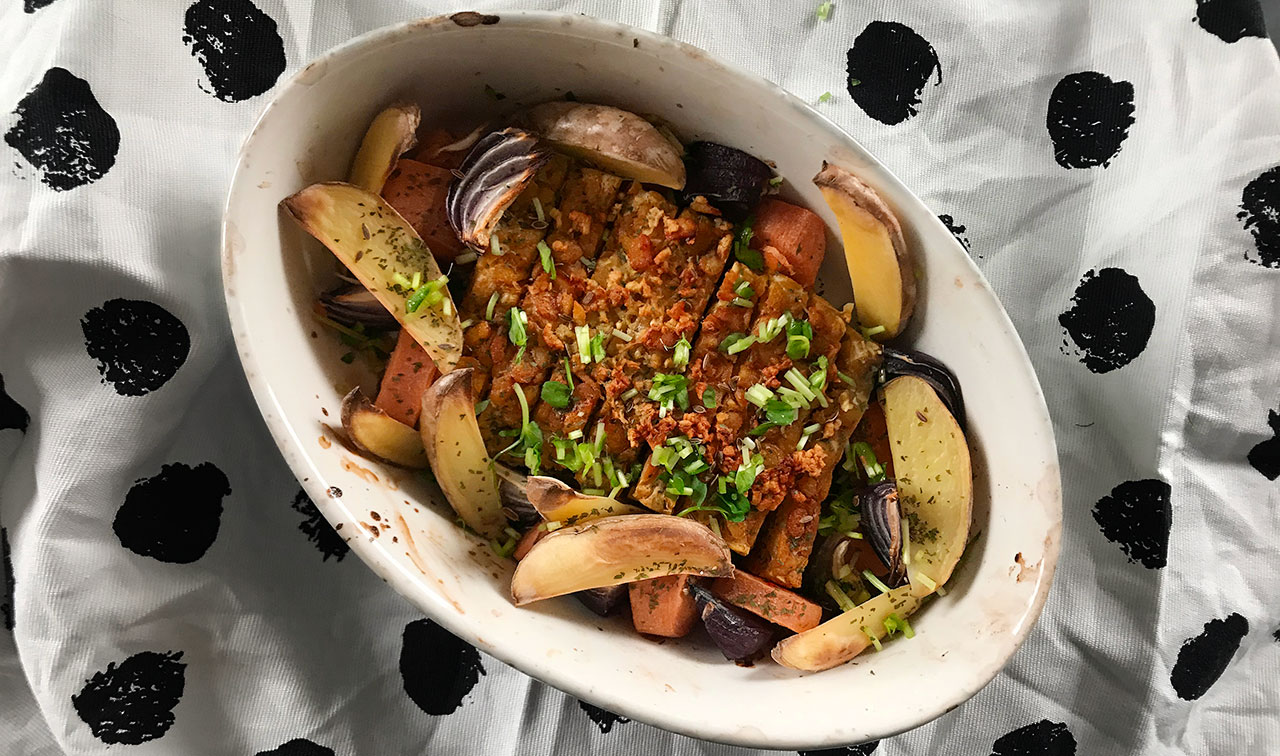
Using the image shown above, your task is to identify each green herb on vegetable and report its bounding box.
[541,380,572,409]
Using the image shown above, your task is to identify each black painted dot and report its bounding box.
[1058,268,1155,373]
[1171,613,1249,700]
[845,21,940,125]
[400,619,485,715]
[938,214,972,253]
[4,67,119,190]
[81,299,190,396]
[291,489,348,562]
[72,650,186,745]
[799,741,879,756]
[255,738,335,756]
[1091,479,1170,569]
[113,462,230,564]
[183,0,287,103]
[1046,72,1135,169]
[579,699,630,733]
[0,374,29,433]
[24,0,60,11]
[991,720,1076,756]
[1,527,13,632]
[1247,407,1280,480]
[1273,626,1279,643]
[1194,0,1266,42]
[1238,166,1280,269]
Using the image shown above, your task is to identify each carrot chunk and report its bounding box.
[751,198,827,289]
[381,158,465,261]
[710,570,822,633]
[629,575,699,638]
[374,329,439,427]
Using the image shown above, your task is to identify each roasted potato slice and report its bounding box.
[771,585,921,671]
[349,103,420,193]
[340,387,427,468]
[523,102,686,189]
[510,514,733,605]
[282,182,464,372]
[881,375,972,596]
[419,368,506,539]
[525,476,646,525]
[813,162,914,339]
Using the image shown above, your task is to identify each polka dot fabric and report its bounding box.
[0,1,1278,754]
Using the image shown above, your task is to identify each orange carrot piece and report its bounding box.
[710,570,822,633]
[629,575,699,638]
[381,158,465,261]
[407,128,464,168]
[374,329,439,427]
[850,401,894,479]
[751,197,827,289]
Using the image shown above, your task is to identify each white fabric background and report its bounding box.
[1,1,1278,754]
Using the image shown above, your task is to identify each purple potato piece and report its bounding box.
[690,584,774,664]
[576,585,628,616]
[681,141,772,219]
[881,346,965,429]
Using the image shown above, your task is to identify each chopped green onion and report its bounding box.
[860,324,886,339]
[884,612,915,639]
[786,334,810,360]
[727,334,757,355]
[785,368,818,401]
[544,520,563,532]
[594,421,606,452]
[648,373,690,411]
[392,272,412,290]
[474,399,490,415]
[816,1,834,21]
[575,325,592,363]
[563,357,574,390]
[734,279,756,299]
[816,91,834,104]
[455,251,477,265]
[758,314,790,343]
[486,292,499,321]
[568,429,584,440]
[745,384,775,407]
[538,241,556,279]
[719,332,748,353]
[410,271,423,290]
[612,328,632,342]
[583,488,607,496]
[490,536,518,558]
[769,176,784,187]
[532,197,544,223]
[673,337,691,369]
[731,297,753,307]
[797,433,812,450]
[541,380,572,408]
[733,216,763,271]
[490,233,503,256]
[804,423,821,434]
[703,388,717,408]
[684,459,710,475]
[620,388,638,401]
[865,627,883,651]
[935,583,947,596]
[508,307,527,352]
[589,333,606,363]
[837,370,857,386]
[863,570,891,594]
[826,580,857,612]
[763,398,798,426]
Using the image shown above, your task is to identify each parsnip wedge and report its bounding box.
[523,102,686,189]
[340,387,427,468]
[419,368,505,539]
[282,182,463,372]
[525,476,646,525]
[881,375,972,596]
[349,103,421,193]
[510,514,733,605]
[772,585,922,671]
[813,162,914,339]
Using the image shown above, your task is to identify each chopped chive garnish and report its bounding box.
[410,271,422,290]
[797,433,812,450]
[758,313,790,342]
[803,423,821,435]
[459,319,474,330]
[837,370,857,386]
[474,399,490,415]
[786,334,810,360]
[734,279,756,299]
[703,388,717,408]
[745,384,774,407]
[763,398,798,426]
[816,91,834,104]
[575,325,592,364]
[568,429,584,440]
[455,251,477,265]
[490,233,502,256]
[863,570,891,594]
[917,573,938,591]
[391,272,412,290]
[620,388,638,401]
[563,357,574,390]
[769,176,784,187]
[816,1,834,21]
[732,297,753,307]
[508,307,527,353]
[684,459,710,475]
[583,488,607,496]
[826,580,857,612]
[612,328,632,342]
[733,216,763,271]
[860,324,887,338]
[486,292,499,321]
[533,197,544,223]
[719,332,749,353]
[588,333,606,363]
[726,334,757,355]
[865,627,883,651]
[541,380,571,409]
[538,240,556,279]
[673,337,691,369]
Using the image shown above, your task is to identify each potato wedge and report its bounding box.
[340,387,427,468]
[282,182,464,372]
[813,162,914,339]
[881,375,972,596]
[772,585,921,671]
[523,102,686,189]
[349,103,420,193]
[525,476,646,525]
[510,514,733,605]
[419,368,505,539]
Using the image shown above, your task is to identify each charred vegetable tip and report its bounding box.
[446,128,550,251]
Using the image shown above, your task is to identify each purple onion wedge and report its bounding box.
[576,585,628,616]
[860,481,904,586]
[319,284,399,330]
[446,128,549,251]
[690,584,774,665]
[680,141,772,219]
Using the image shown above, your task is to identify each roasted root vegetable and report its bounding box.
[340,387,428,468]
[711,571,823,634]
[691,583,775,664]
[881,375,972,595]
[813,162,914,339]
[523,102,686,189]
[382,158,466,261]
[882,346,966,429]
[525,476,645,525]
[510,515,733,605]
[630,575,699,637]
[419,368,506,539]
[750,198,827,289]
[349,103,420,193]
[283,182,464,372]
[772,585,921,671]
[681,141,772,218]
[375,329,439,427]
